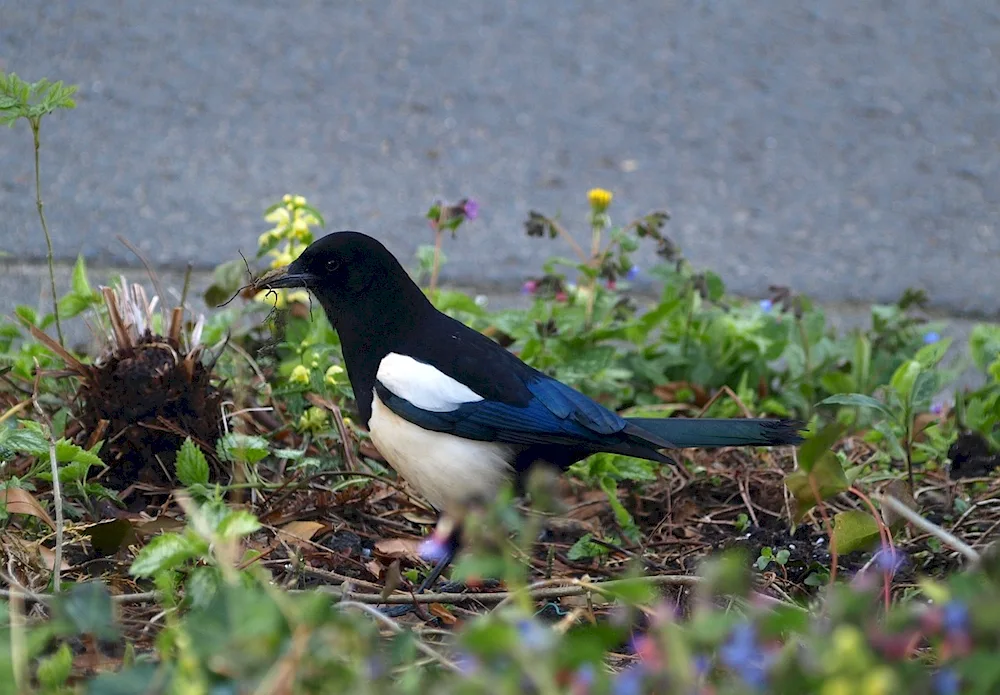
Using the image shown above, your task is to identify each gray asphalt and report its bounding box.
[1,0,999,317]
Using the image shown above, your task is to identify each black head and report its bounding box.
[256,231,430,322]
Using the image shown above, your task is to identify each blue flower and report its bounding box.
[626,265,640,281]
[942,600,969,635]
[933,668,960,695]
[923,331,941,344]
[612,665,645,695]
[720,623,770,690]
[455,651,480,675]
[873,547,905,575]
[759,299,773,313]
[516,618,554,651]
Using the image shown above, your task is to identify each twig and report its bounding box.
[334,574,702,607]
[337,600,461,672]
[880,494,981,563]
[547,218,589,263]
[0,588,160,605]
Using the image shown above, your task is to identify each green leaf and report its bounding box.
[70,254,92,296]
[817,394,895,421]
[217,510,261,540]
[567,533,608,561]
[55,439,104,467]
[890,359,922,402]
[909,370,939,412]
[52,581,118,641]
[786,452,849,519]
[185,565,221,608]
[217,433,269,464]
[796,422,846,473]
[831,510,881,554]
[0,426,49,455]
[176,437,210,487]
[914,337,952,369]
[36,642,73,687]
[130,533,201,577]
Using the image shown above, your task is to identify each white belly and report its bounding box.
[368,392,516,514]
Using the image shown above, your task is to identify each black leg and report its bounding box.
[413,543,456,594]
[379,523,462,617]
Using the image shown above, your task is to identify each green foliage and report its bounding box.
[0,72,77,126]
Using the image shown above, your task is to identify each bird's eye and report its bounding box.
[326,259,341,272]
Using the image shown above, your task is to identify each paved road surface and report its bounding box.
[2,0,999,316]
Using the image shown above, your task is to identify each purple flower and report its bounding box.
[419,535,449,563]
[626,265,640,281]
[759,299,773,313]
[693,654,710,677]
[463,198,479,221]
[720,623,770,690]
[455,652,480,675]
[873,547,905,575]
[612,665,645,695]
[522,279,538,295]
[571,663,596,692]
[934,668,960,695]
[924,331,941,344]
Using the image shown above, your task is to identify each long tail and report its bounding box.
[626,417,805,450]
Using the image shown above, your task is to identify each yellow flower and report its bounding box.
[861,668,897,695]
[293,195,306,207]
[286,290,309,305]
[289,364,310,385]
[820,679,853,695]
[269,249,295,269]
[325,364,345,386]
[587,188,613,213]
[298,406,328,433]
[265,207,291,226]
[826,625,869,673]
[282,194,293,204]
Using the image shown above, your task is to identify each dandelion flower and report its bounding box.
[587,188,613,212]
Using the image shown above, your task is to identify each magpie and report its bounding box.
[256,231,803,590]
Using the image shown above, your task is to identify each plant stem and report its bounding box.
[584,218,603,328]
[46,438,64,592]
[429,225,444,295]
[31,119,64,347]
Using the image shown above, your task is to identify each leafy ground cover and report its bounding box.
[2,72,1000,694]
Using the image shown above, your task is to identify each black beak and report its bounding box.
[253,263,315,290]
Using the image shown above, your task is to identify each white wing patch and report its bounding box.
[376,352,484,413]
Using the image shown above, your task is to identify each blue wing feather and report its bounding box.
[375,374,628,446]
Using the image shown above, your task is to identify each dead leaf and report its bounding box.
[277,520,325,549]
[400,511,437,526]
[37,544,72,571]
[2,488,55,529]
[365,560,385,580]
[380,559,402,600]
[881,479,918,530]
[134,517,186,537]
[374,538,424,561]
[428,603,458,625]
